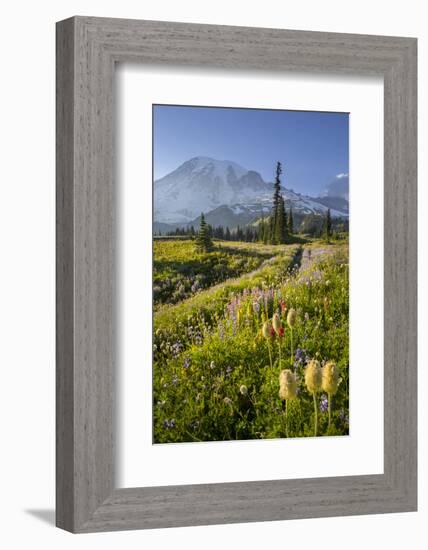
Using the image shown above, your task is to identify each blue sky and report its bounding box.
[153,104,349,197]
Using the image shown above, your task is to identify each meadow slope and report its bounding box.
[153,240,349,443]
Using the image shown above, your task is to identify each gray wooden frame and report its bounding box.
[56,16,417,533]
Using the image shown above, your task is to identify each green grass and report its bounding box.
[154,243,300,344]
[153,242,349,443]
[153,240,279,307]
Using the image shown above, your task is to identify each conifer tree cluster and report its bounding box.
[166,222,259,242]
[324,208,332,242]
[288,207,294,234]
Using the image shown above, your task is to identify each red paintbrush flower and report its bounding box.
[270,327,276,338]
[278,326,285,338]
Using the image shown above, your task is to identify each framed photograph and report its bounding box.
[56,16,417,532]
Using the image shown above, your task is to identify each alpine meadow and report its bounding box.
[152,105,349,443]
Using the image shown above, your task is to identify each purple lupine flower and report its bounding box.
[163,419,176,429]
[183,357,191,369]
[320,395,329,413]
[295,348,307,364]
[171,340,183,358]
[295,348,304,361]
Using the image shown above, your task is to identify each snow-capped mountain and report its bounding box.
[154,157,348,229]
[154,157,273,224]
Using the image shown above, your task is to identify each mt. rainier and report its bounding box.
[154,156,348,227]
[154,157,273,224]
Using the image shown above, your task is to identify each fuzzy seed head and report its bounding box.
[262,321,272,339]
[305,359,322,394]
[287,308,297,328]
[279,369,298,400]
[239,384,248,396]
[272,312,282,335]
[322,361,340,395]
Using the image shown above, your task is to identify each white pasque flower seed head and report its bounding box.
[305,359,322,394]
[262,321,272,339]
[279,369,298,400]
[287,308,297,328]
[322,361,340,395]
[272,313,281,335]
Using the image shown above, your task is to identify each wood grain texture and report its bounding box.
[56,16,417,533]
[56,18,75,532]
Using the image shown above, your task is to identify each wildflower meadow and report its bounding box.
[153,239,349,443]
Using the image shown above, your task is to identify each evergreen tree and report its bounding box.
[275,195,288,244]
[225,226,231,240]
[288,207,294,234]
[262,220,268,244]
[258,219,265,243]
[196,213,213,251]
[268,161,284,244]
[281,197,288,242]
[324,208,332,242]
[269,215,275,244]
